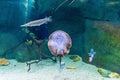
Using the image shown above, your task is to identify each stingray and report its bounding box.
[48,30,72,69]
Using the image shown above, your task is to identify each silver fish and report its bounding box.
[21,16,52,27]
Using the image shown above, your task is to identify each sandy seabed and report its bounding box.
[0,55,119,80]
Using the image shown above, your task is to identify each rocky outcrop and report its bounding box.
[0,33,19,57]
[84,21,120,73]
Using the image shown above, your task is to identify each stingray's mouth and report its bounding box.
[57,49,64,56]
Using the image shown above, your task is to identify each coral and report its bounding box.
[0,33,19,56]
[69,55,81,62]
[0,58,9,66]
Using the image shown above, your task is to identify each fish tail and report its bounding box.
[48,16,52,22]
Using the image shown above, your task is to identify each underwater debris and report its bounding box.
[69,55,81,62]
[0,58,10,66]
[66,66,76,70]
[48,30,72,69]
[26,60,40,72]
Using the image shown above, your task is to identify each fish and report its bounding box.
[20,16,52,27]
[48,30,72,69]
[88,48,96,62]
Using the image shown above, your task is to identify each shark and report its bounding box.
[48,30,72,70]
[21,16,52,27]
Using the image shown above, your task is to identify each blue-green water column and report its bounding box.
[0,0,35,59]
[0,0,34,31]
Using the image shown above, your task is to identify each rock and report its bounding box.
[97,68,111,77]
[0,33,19,57]
[69,55,81,62]
[84,20,120,73]
[98,68,120,78]
[108,72,120,78]
[15,43,39,62]
[0,58,10,66]
[66,66,77,70]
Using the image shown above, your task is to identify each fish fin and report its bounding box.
[48,16,52,22]
[44,22,48,24]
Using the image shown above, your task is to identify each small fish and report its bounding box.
[88,48,96,62]
[21,16,52,27]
